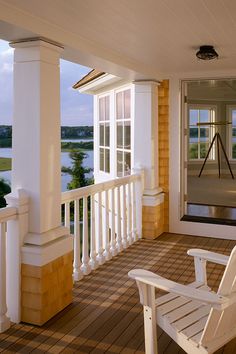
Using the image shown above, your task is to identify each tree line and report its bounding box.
[0,125,93,140]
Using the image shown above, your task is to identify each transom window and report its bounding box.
[188,106,215,160]
[116,89,131,177]
[99,95,110,173]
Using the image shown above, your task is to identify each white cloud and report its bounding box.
[0,47,13,58]
[0,62,13,73]
[0,39,93,126]
[0,40,13,124]
[0,42,13,74]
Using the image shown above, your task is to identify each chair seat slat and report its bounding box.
[165,300,203,323]
[158,296,191,315]
[181,315,209,339]
[189,331,204,347]
[155,292,178,306]
[155,281,204,307]
[173,304,211,332]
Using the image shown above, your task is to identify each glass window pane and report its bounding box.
[232,127,236,138]
[124,152,131,175]
[124,89,131,118]
[117,151,123,177]
[189,127,198,141]
[99,97,105,121]
[189,143,198,159]
[199,109,209,123]
[105,96,110,121]
[117,122,123,148]
[100,148,104,171]
[200,127,209,140]
[116,92,123,120]
[105,123,110,147]
[232,111,236,126]
[200,142,209,159]
[124,121,131,149]
[99,124,104,146]
[189,110,198,125]
[105,149,110,173]
[232,144,236,159]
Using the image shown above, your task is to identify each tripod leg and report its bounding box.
[217,133,234,179]
[198,133,217,177]
[216,133,221,178]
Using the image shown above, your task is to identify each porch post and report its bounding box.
[133,81,164,239]
[9,38,73,325]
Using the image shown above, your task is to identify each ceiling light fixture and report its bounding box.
[196,45,219,60]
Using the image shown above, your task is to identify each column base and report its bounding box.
[142,190,165,239]
[21,232,73,325]
[0,316,10,333]
[21,250,73,325]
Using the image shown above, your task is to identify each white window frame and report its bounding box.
[227,105,236,160]
[98,93,111,174]
[115,86,132,177]
[188,104,216,162]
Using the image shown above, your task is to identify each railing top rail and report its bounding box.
[61,173,141,204]
[0,206,18,223]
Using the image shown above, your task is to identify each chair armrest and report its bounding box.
[187,249,229,266]
[128,269,228,309]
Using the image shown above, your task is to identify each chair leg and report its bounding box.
[143,305,158,354]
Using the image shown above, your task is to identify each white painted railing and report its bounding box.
[61,173,142,281]
[0,206,17,333]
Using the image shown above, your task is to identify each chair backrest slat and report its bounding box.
[218,247,236,296]
[201,246,236,346]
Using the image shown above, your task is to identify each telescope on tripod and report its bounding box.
[197,121,234,179]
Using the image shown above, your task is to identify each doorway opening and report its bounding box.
[181,79,236,225]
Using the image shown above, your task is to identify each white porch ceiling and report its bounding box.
[1,0,236,80]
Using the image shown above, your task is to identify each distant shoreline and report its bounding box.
[0,157,11,171]
[0,140,93,171]
[0,125,94,146]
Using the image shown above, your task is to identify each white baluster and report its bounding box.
[65,202,70,230]
[81,197,91,275]
[122,184,128,248]
[97,192,105,265]
[103,190,112,261]
[89,195,98,269]
[132,181,138,241]
[127,182,133,245]
[73,199,83,281]
[0,223,10,333]
[116,186,123,252]
[136,176,143,239]
[110,188,117,256]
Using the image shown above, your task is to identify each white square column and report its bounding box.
[133,81,165,239]
[10,39,63,237]
[7,39,73,325]
[133,81,164,206]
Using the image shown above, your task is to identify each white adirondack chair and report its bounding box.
[128,247,236,354]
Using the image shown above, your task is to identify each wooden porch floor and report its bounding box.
[1,233,236,354]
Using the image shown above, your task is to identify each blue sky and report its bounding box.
[0,40,93,126]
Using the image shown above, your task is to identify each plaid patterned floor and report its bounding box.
[1,233,236,353]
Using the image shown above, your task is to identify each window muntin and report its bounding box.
[116,89,131,177]
[99,96,110,173]
[188,107,215,160]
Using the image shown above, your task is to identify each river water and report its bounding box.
[0,140,94,192]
